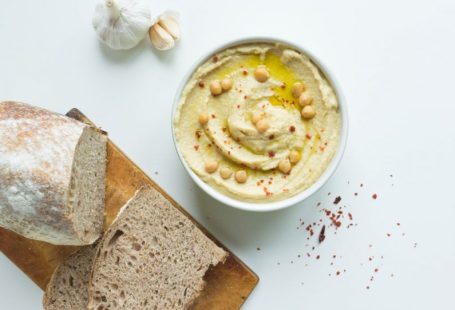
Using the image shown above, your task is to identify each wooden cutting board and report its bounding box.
[0,109,258,309]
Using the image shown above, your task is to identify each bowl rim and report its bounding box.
[171,36,348,212]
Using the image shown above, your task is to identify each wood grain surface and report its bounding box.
[0,108,258,310]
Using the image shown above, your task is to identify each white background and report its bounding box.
[1,0,455,309]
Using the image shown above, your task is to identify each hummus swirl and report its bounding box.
[174,43,341,202]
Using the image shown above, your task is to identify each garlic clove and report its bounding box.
[149,23,175,51]
[158,11,180,40]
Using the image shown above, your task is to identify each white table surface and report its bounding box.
[1,0,455,309]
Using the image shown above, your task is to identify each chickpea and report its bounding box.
[301,105,316,119]
[251,112,263,124]
[219,167,233,179]
[205,161,218,173]
[291,82,305,98]
[235,170,248,183]
[299,93,313,106]
[278,158,292,174]
[289,150,300,164]
[254,66,270,83]
[209,80,222,96]
[198,113,209,125]
[256,119,270,133]
[221,78,233,91]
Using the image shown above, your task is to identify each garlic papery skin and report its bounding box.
[158,11,180,40]
[149,11,181,51]
[92,0,151,50]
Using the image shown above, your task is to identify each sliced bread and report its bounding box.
[0,101,107,245]
[43,243,97,309]
[87,186,227,310]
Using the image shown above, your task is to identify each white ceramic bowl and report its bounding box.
[172,37,348,212]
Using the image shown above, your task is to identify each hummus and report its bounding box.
[174,43,341,202]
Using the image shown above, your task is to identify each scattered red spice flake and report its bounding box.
[283,188,289,192]
[319,146,325,152]
[316,255,320,260]
[211,114,216,119]
[387,233,391,237]
[366,286,370,290]
[198,80,205,88]
[193,144,200,151]
[269,134,275,140]
[318,225,326,243]
[306,253,311,258]
[360,183,364,187]
[244,95,248,99]
[268,151,275,158]
[195,130,202,139]
[305,133,312,139]
[280,82,286,89]
[336,271,341,276]
[212,55,219,62]
[354,192,358,196]
[237,104,240,108]
[262,187,273,196]
[397,222,401,226]
[368,257,373,261]
[289,125,296,133]
[242,69,248,76]
[332,255,336,259]
[372,193,378,199]
[348,213,353,220]
[374,268,379,273]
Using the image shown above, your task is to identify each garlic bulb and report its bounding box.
[92,0,151,50]
[149,11,181,51]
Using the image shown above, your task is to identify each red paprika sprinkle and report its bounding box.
[333,196,341,205]
[318,225,326,243]
[372,193,378,199]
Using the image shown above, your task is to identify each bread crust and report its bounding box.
[0,101,105,245]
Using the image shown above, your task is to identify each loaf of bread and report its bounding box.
[0,101,107,245]
[43,186,227,309]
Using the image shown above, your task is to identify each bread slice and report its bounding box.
[43,244,97,309]
[87,186,227,310]
[0,101,107,245]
